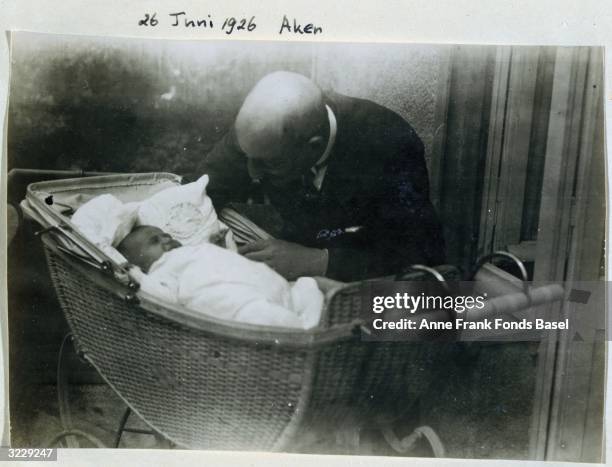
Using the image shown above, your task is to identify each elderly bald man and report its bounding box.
[198,71,445,282]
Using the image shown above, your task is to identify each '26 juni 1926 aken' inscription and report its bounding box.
[137,12,323,36]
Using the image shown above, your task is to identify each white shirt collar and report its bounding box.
[314,105,337,168]
[309,106,337,191]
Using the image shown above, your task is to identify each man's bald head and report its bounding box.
[235,71,329,185]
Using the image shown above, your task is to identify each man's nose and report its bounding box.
[247,158,265,181]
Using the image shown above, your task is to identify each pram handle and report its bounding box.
[468,250,530,306]
[24,193,135,286]
[394,264,455,294]
[39,229,133,285]
[469,250,529,282]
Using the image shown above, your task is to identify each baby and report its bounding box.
[118,225,183,273]
[117,225,323,329]
[118,225,225,273]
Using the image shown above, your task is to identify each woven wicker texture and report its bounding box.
[301,283,449,434]
[45,246,316,450]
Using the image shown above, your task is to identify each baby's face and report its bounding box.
[118,225,182,272]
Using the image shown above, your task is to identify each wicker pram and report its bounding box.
[22,173,458,451]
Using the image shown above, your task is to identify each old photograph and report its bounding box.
[5,32,606,461]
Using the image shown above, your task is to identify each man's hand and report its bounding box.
[238,239,328,280]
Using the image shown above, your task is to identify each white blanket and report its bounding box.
[130,244,324,329]
[70,194,139,264]
[138,175,235,249]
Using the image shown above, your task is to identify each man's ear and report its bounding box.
[307,135,325,151]
[247,158,265,181]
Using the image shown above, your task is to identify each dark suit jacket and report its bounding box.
[198,91,445,281]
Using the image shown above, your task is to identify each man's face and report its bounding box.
[119,225,182,272]
[234,71,331,187]
[245,122,328,187]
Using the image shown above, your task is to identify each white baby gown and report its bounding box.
[130,243,324,330]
